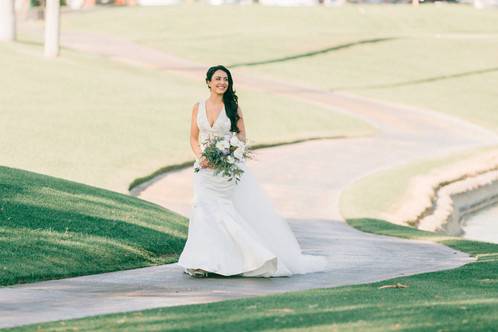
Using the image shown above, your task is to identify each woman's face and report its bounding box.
[208,69,229,95]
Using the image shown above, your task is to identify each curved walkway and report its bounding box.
[2,30,498,329]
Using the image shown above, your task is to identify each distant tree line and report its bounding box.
[30,0,66,5]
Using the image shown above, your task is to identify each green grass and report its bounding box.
[0,42,372,193]
[4,4,498,330]
[0,165,188,287]
[5,147,497,331]
[6,219,497,331]
[57,3,498,131]
[59,4,498,65]
[3,125,496,332]
[6,137,498,331]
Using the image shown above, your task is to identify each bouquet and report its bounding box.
[194,132,252,183]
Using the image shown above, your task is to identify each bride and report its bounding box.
[178,65,328,278]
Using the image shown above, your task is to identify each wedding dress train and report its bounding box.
[177,100,327,277]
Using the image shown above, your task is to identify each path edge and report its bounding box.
[128,133,369,195]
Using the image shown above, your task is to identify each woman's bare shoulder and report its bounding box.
[192,102,200,115]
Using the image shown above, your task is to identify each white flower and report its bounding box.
[234,148,244,161]
[230,135,247,149]
[216,140,229,151]
[229,135,241,147]
[227,155,235,164]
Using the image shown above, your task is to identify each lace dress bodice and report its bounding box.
[197,99,231,143]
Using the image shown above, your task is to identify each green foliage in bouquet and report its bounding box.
[194,134,252,184]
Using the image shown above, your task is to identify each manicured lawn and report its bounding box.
[3,4,497,331]
[57,3,498,131]
[6,139,498,331]
[6,219,497,331]
[0,42,372,192]
[0,165,187,287]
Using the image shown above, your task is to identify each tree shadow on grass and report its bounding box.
[0,165,188,286]
[1,200,186,255]
[228,37,398,68]
[0,166,187,252]
[0,226,179,286]
[331,66,498,91]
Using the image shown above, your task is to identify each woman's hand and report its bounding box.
[199,156,211,169]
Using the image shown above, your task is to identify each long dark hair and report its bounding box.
[205,65,240,133]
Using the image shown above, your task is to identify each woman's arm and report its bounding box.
[190,103,203,160]
[236,105,246,143]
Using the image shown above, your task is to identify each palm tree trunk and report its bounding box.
[44,0,60,57]
[0,0,16,42]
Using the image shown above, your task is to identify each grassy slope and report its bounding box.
[60,4,498,131]
[0,42,371,193]
[0,165,187,287]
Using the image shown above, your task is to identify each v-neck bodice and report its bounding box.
[197,99,231,143]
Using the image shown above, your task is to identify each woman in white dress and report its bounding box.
[178,65,327,278]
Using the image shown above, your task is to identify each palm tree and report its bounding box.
[0,0,16,42]
[44,0,60,57]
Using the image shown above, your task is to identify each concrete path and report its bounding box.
[0,219,472,329]
[2,28,498,329]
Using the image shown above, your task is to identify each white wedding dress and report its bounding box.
[177,100,328,277]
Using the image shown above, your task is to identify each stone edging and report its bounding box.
[382,148,498,235]
[417,169,498,235]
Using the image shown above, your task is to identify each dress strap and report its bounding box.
[197,100,204,123]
